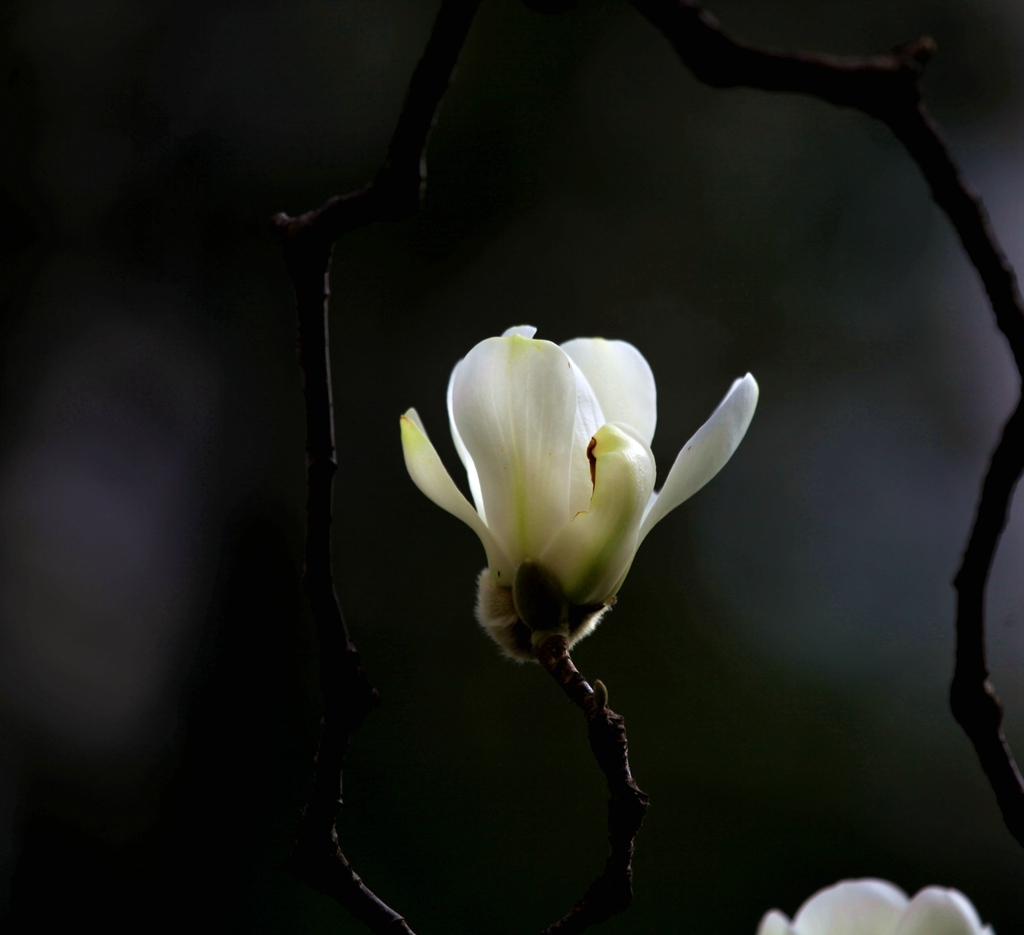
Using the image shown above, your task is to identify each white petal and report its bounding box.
[757,910,798,935]
[894,888,989,935]
[447,360,486,521]
[637,373,758,544]
[540,422,655,606]
[400,410,513,583]
[502,324,538,339]
[404,407,428,433]
[452,335,582,563]
[792,879,907,935]
[560,337,657,445]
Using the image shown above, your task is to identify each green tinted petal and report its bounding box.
[540,422,655,605]
[400,410,513,583]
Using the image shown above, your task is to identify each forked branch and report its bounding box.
[276,4,1024,933]
[629,0,1024,847]
[274,1,482,929]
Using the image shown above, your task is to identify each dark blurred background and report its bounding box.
[1,0,1022,931]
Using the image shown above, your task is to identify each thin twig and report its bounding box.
[273,0,482,244]
[952,399,1024,845]
[535,636,650,934]
[273,1,483,927]
[629,0,1024,847]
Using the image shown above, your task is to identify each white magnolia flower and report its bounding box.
[400,325,757,659]
[757,879,994,935]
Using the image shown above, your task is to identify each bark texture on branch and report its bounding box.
[629,0,1024,847]
[536,636,650,934]
[273,0,482,247]
[275,3,1024,932]
[274,2,483,929]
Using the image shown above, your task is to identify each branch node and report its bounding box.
[951,675,1004,734]
[631,0,1024,853]
[277,2,485,927]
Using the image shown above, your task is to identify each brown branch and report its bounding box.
[272,0,482,246]
[535,636,650,934]
[629,0,1024,847]
[952,398,1024,845]
[274,0,483,928]
[273,4,1024,930]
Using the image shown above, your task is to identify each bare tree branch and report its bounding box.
[273,0,482,245]
[629,0,1024,847]
[273,1,483,928]
[273,2,1024,930]
[953,399,1024,845]
[535,636,650,933]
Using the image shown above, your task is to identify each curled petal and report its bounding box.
[638,373,758,544]
[452,335,591,562]
[792,879,908,935]
[400,410,513,583]
[560,337,657,445]
[540,422,656,606]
